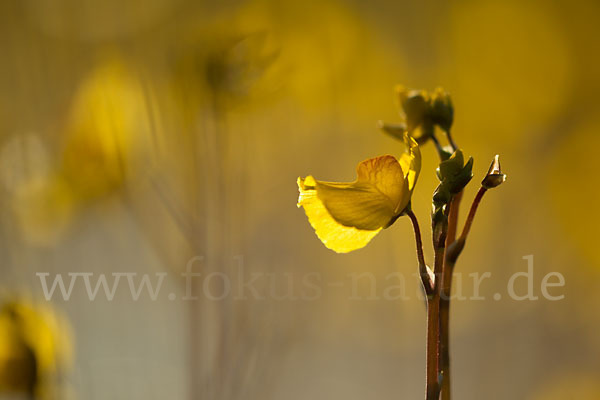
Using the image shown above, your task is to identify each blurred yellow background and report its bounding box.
[0,0,599,399]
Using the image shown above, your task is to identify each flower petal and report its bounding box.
[297,150,421,253]
[355,155,406,210]
[297,176,382,253]
[314,180,396,230]
[398,134,421,192]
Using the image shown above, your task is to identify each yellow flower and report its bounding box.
[0,300,72,399]
[297,134,420,253]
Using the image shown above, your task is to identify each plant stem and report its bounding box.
[407,209,439,399]
[459,187,487,242]
[424,128,462,400]
[408,208,442,399]
[439,186,489,400]
[445,186,488,266]
[438,192,462,400]
[446,192,462,246]
[407,210,434,294]
[425,208,448,400]
[445,129,458,152]
[425,245,445,400]
[430,134,448,161]
[438,280,451,400]
[426,294,440,400]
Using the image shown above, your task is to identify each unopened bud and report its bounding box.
[430,87,454,132]
[481,155,506,189]
[436,149,473,194]
[396,86,430,133]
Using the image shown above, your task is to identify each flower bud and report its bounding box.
[430,87,454,132]
[418,120,435,145]
[396,86,430,133]
[436,150,473,194]
[481,155,506,189]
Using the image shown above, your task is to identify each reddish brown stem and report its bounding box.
[446,192,462,246]
[425,214,447,400]
[439,187,489,399]
[426,295,441,400]
[460,187,487,241]
[407,210,434,294]
[439,192,462,400]
[408,209,439,399]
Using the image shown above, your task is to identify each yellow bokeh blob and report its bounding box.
[12,174,74,247]
[441,0,572,144]
[231,0,407,119]
[60,58,149,201]
[547,116,600,269]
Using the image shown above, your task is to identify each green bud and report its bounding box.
[481,155,506,189]
[448,156,473,194]
[436,150,473,194]
[438,150,465,180]
[430,87,454,132]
